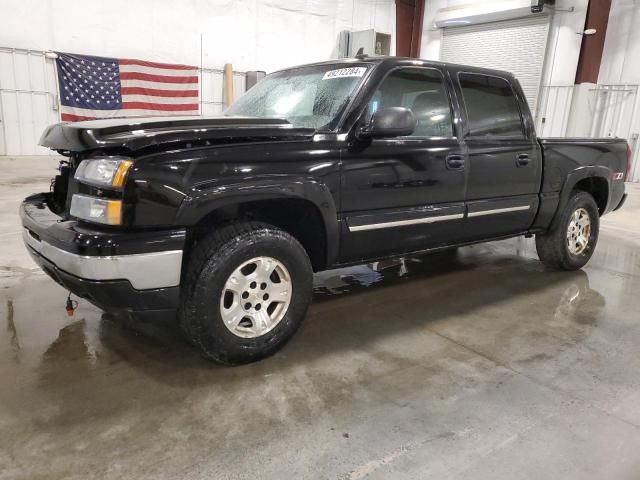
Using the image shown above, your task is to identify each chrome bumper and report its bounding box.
[23,228,183,290]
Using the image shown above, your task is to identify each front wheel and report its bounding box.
[180,221,313,365]
[535,191,600,271]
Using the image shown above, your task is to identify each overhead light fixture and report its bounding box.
[583,28,597,35]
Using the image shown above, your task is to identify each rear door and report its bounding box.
[339,66,466,262]
[453,71,541,240]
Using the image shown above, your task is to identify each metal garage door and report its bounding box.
[440,15,550,116]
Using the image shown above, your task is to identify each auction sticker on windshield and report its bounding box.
[322,67,367,80]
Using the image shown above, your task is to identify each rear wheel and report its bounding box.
[180,221,313,365]
[535,191,600,271]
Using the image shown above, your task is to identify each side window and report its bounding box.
[368,68,453,137]
[458,73,525,137]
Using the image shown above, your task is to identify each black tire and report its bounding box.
[535,191,600,271]
[180,221,313,365]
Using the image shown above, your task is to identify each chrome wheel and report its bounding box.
[219,256,292,338]
[566,207,591,255]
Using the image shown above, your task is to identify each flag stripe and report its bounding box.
[61,105,197,118]
[120,72,198,83]
[119,64,199,77]
[121,94,199,104]
[120,79,200,91]
[120,86,198,97]
[122,101,199,111]
[119,58,196,70]
[61,113,96,121]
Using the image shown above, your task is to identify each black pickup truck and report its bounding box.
[21,56,629,364]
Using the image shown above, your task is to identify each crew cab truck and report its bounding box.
[21,57,629,365]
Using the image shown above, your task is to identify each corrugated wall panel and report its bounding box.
[1,93,20,154]
[200,68,226,116]
[233,73,247,101]
[0,49,60,155]
[536,85,575,137]
[440,15,551,116]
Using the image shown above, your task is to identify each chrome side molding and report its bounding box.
[467,205,531,218]
[347,203,531,232]
[348,213,463,232]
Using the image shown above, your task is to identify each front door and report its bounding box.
[339,66,465,263]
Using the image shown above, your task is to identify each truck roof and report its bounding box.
[275,55,516,80]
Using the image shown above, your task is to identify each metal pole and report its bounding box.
[0,91,5,155]
[200,33,203,116]
[625,84,640,182]
[26,51,37,155]
[10,50,24,155]
[590,89,604,138]
[224,63,234,108]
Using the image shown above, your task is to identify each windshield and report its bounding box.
[225,64,370,130]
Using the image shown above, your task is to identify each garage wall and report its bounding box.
[598,0,640,85]
[0,0,395,73]
[598,0,640,181]
[0,0,395,155]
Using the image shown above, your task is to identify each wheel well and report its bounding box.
[573,177,608,215]
[191,198,327,271]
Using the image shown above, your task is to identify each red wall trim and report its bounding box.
[411,0,425,58]
[575,0,612,84]
[396,0,425,58]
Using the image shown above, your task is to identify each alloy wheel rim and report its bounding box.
[219,256,292,338]
[566,207,592,255]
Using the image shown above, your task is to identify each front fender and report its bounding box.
[176,175,340,263]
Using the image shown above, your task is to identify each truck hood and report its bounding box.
[39,116,317,153]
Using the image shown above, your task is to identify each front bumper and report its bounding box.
[20,193,186,315]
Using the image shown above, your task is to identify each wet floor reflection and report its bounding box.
[0,238,619,381]
[312,249,466,299]
[2,235,640,479]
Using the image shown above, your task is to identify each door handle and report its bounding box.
[516,153,530,167]
[446,154,465,170]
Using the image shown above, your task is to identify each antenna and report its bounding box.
[355,47,367,59]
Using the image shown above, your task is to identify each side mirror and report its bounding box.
[360,107,416,139]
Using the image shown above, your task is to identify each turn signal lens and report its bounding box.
[70,194,122,225]
[112,160,133,188]
[106,199,123,225]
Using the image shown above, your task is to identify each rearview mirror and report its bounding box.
[360,107,416,139]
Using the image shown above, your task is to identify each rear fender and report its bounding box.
[548,166,612,231]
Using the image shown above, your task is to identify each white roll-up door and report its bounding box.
[440,15,550,116]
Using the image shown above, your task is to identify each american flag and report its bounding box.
[55,52,199,121]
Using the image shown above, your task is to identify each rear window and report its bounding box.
[458,73,525,137]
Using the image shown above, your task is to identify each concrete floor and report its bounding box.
[1,156,640,480]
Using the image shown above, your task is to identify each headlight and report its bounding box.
[70,194,122,225]
[74,157,133,189]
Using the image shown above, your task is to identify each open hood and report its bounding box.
[39,116,317,153]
